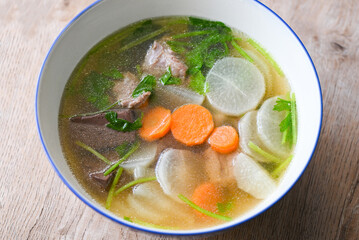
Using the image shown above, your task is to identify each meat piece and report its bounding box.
[111,72,150,108]
[89,170,115,190]
[69,109,136,149]
[142,41,188,79]
[204,148,236,186]
[120,91,151,108]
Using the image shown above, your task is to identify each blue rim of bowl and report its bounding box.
[35,0,323,236]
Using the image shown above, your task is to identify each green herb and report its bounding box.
[105,167,123,209]
[217,202,233,214]
[115,142,132,158]
[159,67,181,85]
[172,30,215,39]
[189,17,231,33]
[102,68,123,79]
[114,177,157,196]
[291,94,297,146]
[204,45,228,68]
[231,40,253,63]
[167,41,192,54]
[167,18,233,95]
[273,93,297,146]
[104,141,140,176]
[186,33,232,75]
[178,194,232,221]
[82,71,114,110]
[132,75,157,98]
[271,155,293,178]
[105,111,143,132]
[189,71,208,95]
[248,141,282,163]
[247,38,284,76]
[75,141,111,164]
[117,27,168,54]
[124,217,176,230]
[68,99,121,119]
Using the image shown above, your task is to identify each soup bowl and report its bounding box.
[36,0,322,235]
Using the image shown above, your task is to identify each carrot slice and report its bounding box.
[171,104,214,146]
[192,182,223,218]
[208,126,239,153]
[139,106,171,141]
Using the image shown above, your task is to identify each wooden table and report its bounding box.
[1,0,358,239]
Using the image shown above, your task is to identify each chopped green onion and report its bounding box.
[105,167,123,209]
[104,141,140,176]
[248,141,282,163]
[172,30,215,39]
[281,128,289,145]
[75,141,111,164]
[178,194,232,221]
[291,93,297,145]
[217,202,233,214]
[231,40,253,63]
[117,27,168,54]
[124,217,176,230]
[114,177,157,196]
[271,155,293,178]
[247,38,284,76]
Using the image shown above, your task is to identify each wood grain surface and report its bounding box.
[1,0,358,239]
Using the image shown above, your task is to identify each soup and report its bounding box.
[59,16,296,230]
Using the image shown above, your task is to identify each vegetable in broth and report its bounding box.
[58,16,297,230]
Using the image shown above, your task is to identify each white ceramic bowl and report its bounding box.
[36,0,322,235]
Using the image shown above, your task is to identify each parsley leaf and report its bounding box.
[273,93,297,146]
[132,75,156,98]
[168,18,233,95]
[159,67,181,85]
[189,71,209,95]
[102,68,123,79]
[82,71,114,110]
[105,111,143,132]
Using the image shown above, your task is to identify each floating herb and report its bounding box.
[178,194,232,221]
[159,67,181,85]
[273,93,297,146]
[114,177,157,196]
[82,71,114,110]
[105,111,143,132]
[248,141,282,163]
[132,75,157,98]
[75,141,111,164]
[105,167,123,209]
[104,141,140,176]
[231,40,253,63]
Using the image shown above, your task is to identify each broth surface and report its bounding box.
[59,16,292,229]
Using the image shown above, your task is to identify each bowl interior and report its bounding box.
[36,0,322,235]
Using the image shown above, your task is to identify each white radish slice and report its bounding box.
[232,153,276,199]
[155,148,207,201]
[239,111,271,162]
[153,84,205,110]
[133,182,194,222]
[246,49,273,96]
[206,57,265,116]
[127,195,163,222]
[120,142,157,169]
[133,166,155,180]
[257,96,291,158]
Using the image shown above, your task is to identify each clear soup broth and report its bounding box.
[59,16,296,230]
